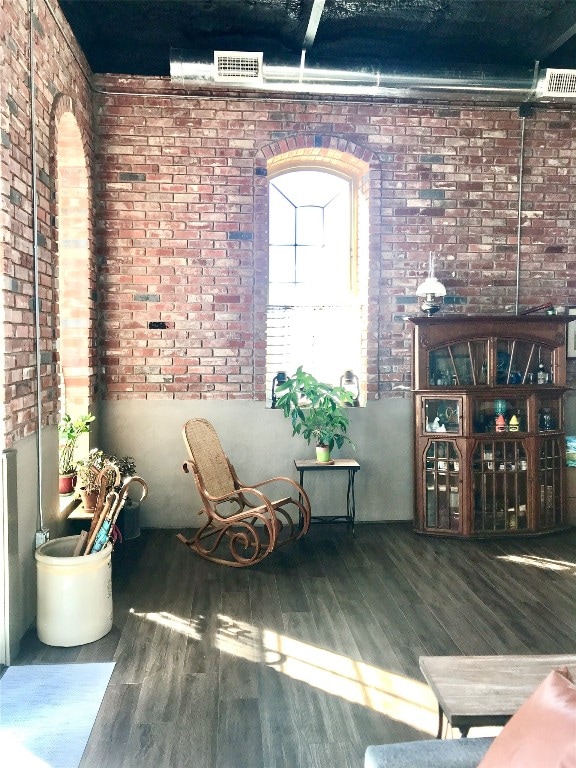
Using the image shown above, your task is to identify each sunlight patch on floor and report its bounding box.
[130,609,204,639]
[133,608,438,734]
[216,613,437,734]
[497,554,576,572]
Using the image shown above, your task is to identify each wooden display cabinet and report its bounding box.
[411,315,574,537]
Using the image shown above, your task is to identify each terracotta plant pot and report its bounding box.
[59,472,76,495]
[80,488,99,513]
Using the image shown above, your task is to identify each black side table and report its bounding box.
[294,458,360,533]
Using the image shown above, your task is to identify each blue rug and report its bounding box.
[0,662,115,768]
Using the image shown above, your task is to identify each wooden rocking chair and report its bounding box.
[177,418,311,567]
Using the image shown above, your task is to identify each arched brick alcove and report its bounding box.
[52,97,94,421]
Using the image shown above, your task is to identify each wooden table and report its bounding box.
[420,654,576,738]
[294,459,360,533]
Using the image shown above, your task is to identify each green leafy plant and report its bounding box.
[275,367,355,451]
[58,412,95,475]
[76,448,112,493]
[106,454,137,479]
[77,450,138,494]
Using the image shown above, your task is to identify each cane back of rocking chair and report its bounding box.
[182,417,237,503]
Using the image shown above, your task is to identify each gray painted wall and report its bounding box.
[5,427,62,662]
[98,399,415,529]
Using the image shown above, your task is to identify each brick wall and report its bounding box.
[3,7,576,430]
[94,77,576,400]
[2,0,94,446]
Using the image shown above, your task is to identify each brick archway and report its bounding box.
[53,101,93,419]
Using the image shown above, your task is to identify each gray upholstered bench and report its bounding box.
[364,737,494,768]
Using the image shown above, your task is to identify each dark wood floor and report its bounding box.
[15,522,576,768]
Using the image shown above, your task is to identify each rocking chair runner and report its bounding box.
[178,418,311,567]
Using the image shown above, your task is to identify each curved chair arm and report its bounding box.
[217,487,286,531]
[230,468,311,515]
[250,474,307,494]
[248,475,311,513]
[183,460,279,524]
[228,459,310,506]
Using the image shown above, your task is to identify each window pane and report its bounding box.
[295,246,326,285]
[269,184,295,245]
[268,282,297,306]
[269,245,295,284]
[325,192,350,248]
[295,206,324,245]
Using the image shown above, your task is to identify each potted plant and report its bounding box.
[76,448,119,512]
[275,366,355,463]
[106,454,137,482]
[58,412,95,494]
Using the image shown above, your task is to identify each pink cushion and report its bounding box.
[478,668,576,767]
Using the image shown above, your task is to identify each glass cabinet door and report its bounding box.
[429,340,487,387]
[539,437,563,528]
[472,440,528,533]
[536,394,562,434]
[425,440,460,531]
[422,397,462,435]
[495,339,554,385]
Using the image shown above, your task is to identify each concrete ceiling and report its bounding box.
[59,0,576,80]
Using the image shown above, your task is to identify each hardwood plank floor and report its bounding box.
[14,522,576,767]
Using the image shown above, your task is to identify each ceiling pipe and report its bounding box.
[303,0,326,49]
[29,0,46,535]
[514,113,527,314]
[171,49,542,102]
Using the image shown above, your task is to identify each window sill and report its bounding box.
[59,493,80,518]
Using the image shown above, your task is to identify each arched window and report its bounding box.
[267,163,367,404]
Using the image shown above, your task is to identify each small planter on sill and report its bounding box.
[58,472,76,496]
[58,412,94,496]
[79,488,99,513]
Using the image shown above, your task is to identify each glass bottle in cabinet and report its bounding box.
[472,396,528,434]
[495,338,554,385]
[536,394,562,433]
[429,340,486,387]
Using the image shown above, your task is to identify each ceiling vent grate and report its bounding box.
[214,51,263,83]
[538,68,576,97]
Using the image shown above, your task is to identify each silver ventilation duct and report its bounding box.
[169,49,574,104]
[537,68,576,98]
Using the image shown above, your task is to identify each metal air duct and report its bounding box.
[170,49,556,103]
[536,68,576,98]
